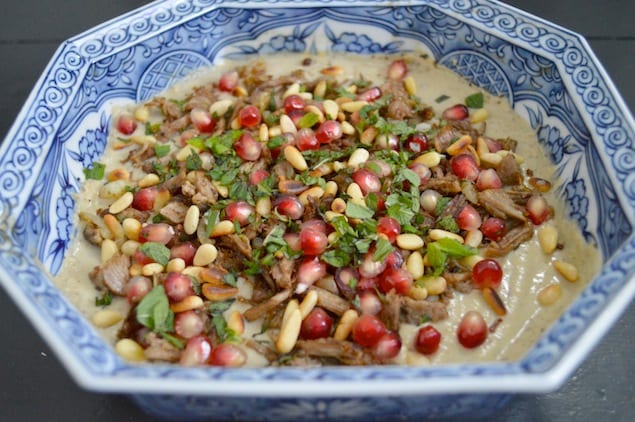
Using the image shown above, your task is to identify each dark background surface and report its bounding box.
[0,1,633,421]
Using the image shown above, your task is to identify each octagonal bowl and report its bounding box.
[0,0,634,420]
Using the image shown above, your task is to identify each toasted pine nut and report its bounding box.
[347,148,370,168]
[413,151,441,168]
[122,218,141,241]
[184,205,200,235]
[120,240,140,256]
[109,192,134,214]
[446,135,473,156]
[333,309,359,341]
[299,290,319,319]
[538,283,562,306]
[166,258,186,273]
[406,251,424,279]
[464,230,483,248]
[209,99,234,117]
[470,108,489,124]
[321,65,343,76]
[92,309,124,328]
[134,106,150,122]
[210,220,235,237]
[279,114,297,134]
[193,243,218,267]
[103,214,124,240]
[107,168,130,182]
[227,310,245,335]
[331,197,347,213]
[341,121,355,135]
[170,295,204,313]
[396,233,424,250]
[130,134,156,145]
[428,229,464,243]
[480,152,503,167]
[276,308,302,354]
[538,225,558,254]
[314,80,327,99]
[476,136,490,156]
[283,145,308,171]
[115,339,146,362]
[138,173,161,188]
[553,260,579,282]
[256,196,272,216]
[283,82,300,98]
[142,263,164,276]
[408,285,428,300]
[340,100,368,113]
[182,266,204,277]
[403,75,417,96]
[324,180,338,197]
[360,126,378,145]
[482,287,507,316]
[101,239,119,264]
[129,262,143,277]
[420,276,447,296]
[346,182,364,200]
[298,186,325,206]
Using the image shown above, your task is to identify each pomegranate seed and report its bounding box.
[526,195,551,225]
[299,227,328,255]
[472,259,503,289]
[283,232,302,252]
[358,250,387,278]
[116,114,137,135]
[442,104,469,120]
[456,205,482,231]
[481,217,506,241]
[300,307,333,340]
[190,108,215,133]
[273,195,304,220]
[378,266,413,295]
[170,242,197,266]
[457,311,488,348]
[249,169,270,185]
[476,169,503,190]
[352,168,381,195]
[138,223,175,245]
[283,94,306,114]
[295,128,320,151]
[225,201,254,226]
[384,249,404,269]
[408,162,432,185]
[209,343,247,367]
[174,310,205,339]
[358,290,383,315]
[334,267,358,300]
[234,132,262,161]
[377,217,401,243]
[218,70,239,92]
[315,120,342,144]
[180,335,213,366]
[414,325,441,355]
[376,133,399,150]
[404,133,429,153]
[238,105,262,128]
[300,219,328,234]
[356,276,379,292]
[125,276,152,304]
[357,86,382,102]
[450,153,480,181]
[352,314,387,347]
[134,249,154,266]
[132,187,158,211]
[296,256,327,294]
[164,272,195,302]
[367,160,392,177]
[387,59,408,80]
[483,137,502,153]
[371,331,402,361]
[288,109,306,128]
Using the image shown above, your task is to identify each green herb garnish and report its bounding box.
[465,92,484,109]
[139,242,170,266]
[83,162,105,180]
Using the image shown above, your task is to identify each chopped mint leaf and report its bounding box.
[139,242,171,266]
[465,92,484,109]
[345,202,375,219]
[83,162,105,180]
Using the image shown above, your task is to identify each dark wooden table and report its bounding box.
[0,1,633,421]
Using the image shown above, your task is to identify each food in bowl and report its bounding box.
[56,52,600,367]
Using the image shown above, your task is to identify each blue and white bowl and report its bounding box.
[0,1,633,420]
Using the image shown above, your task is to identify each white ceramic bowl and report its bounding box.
[0,1,633,420]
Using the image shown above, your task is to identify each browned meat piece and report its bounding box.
[443,272,474,293]
[89,254,131,296]
[498,137,518,152]
[270,257,296,290]
[281,354,324,367]
[484,223,534,257]
[159,200,189,223]
[461,180,479,204]
[116,207,151,223]
[220,234,253,259]
[243,289,292,322]
[309,286,351,316]
[82,224,103,246]
[244,338,278,363]
[162,170,187,194]
[379,291,401,332]
[401,296,448,323]
[506,187,533,206]
[433,125,460,153]
[295,338,375,366]
[424,175,461,194]
[477,189,526,221]
[498,154,522,186]
[159,115,190,140]
[185,95,213,113]
[143,332,181,362]
[436,194,467,221]
[181,171,218,206]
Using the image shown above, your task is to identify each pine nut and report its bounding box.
[129,262,143,277]
[92,309,123,328]
[420,276,447,296]
[107,168,130,182]
[283,82,300,98]
[470,108,489,124]
[210,220,235,237]
[553,260,579,282]
[446,135,473,156]
[176,145,198,162]
[170,295,204,313]
[331,197,346,213]
[321,65,343,76]
[346,182,364,200]
[537,283,562,306]
[299,290,319,319]
[209,99,234,117]
[480,152,502,167]
[103,214,124,240]
[138,173,161,188]
[413,151,441,168]
[332,161,347,172]
[347,148,370,168]
[340,100,368,113]
[166,258,186,273]
[464,230,483,248]
[115,339,146,362]
[130,134,156,145]
[314,80,327,99]
[279,114,297,134]
[109,191,134,214]
[538,225,558,254]
[360,126,378,145]
[428,229,464,243]
[234,86,248,98]
[408,285,428,300]
[101,239,119,264]
[193,243,218,267]
[120,240,140,256]
[333,309,359,341]
[268,125,282,138]
[182,266,204,277]
[324,211,345,222]
[211,181,229,198]
[324,180,338,197]
[258,123,269,142]
[298,186,325,206]
[304,105,325,123]
[283,145,308,171]
[276,307,302,354]
[122,218,141,241]
[227,310,245,335]
[256,196,272,216]
[341,120,355,135]
[403,75,417,96]
[406,251,424,279]
[476,136,490,156]
[134,106,150,122]
[184,205,200,235]
[396,233,424,250]
[460,254,485,270]
[142,263,164,276]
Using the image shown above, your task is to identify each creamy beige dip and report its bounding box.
[55,53,601,366]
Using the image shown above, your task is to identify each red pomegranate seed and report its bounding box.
[472,259,503,289]
[476,169,503,190]
[371,331,402,361]
[209,343,247,367]
[296,256,327,294]
[174,310,205,339]
[483,137,502,153]
[234,132,262,161]
[442,104,469,121]
[132,187,158,211]
[164,272,195,302]
[404,133,429,154]
[300,307,333,340]
[384,250,404,269]
[300,219,328,233]
[457,311,488,348]
[238,105,262,128]
[387,59,408,80]
[456,205,482,231]
[218,70,239,92]
[352,168,381,195]
[288,109,306,128]
[358,250,387,278]
[356,276,379,292]
[334,267,358,300]
[125,276,153,304]
[526,195,551,225]
[190,108,216,133]
[249,169,270,185]
[315,120,342,144]
[352,314,387,347]
[134,249,154,266]
[378,266,413,295]
[481,217,506,241]
[170,242,197,266]
[225,201,254,226]
[377,217,401,243]
[138,223,175,245]
[408,162,432,185]
[283,232,302,252]
[357,86,382,102]
[414,325,442,355]
[295,128,320,151]
[450,153,480,181]
[367,159,392,177]
[358,290,383,315]
[180,335,213,366]
[273,195,304,220]
[116,114,137,135]
[283,94,306,114]
[299,227,328,256]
